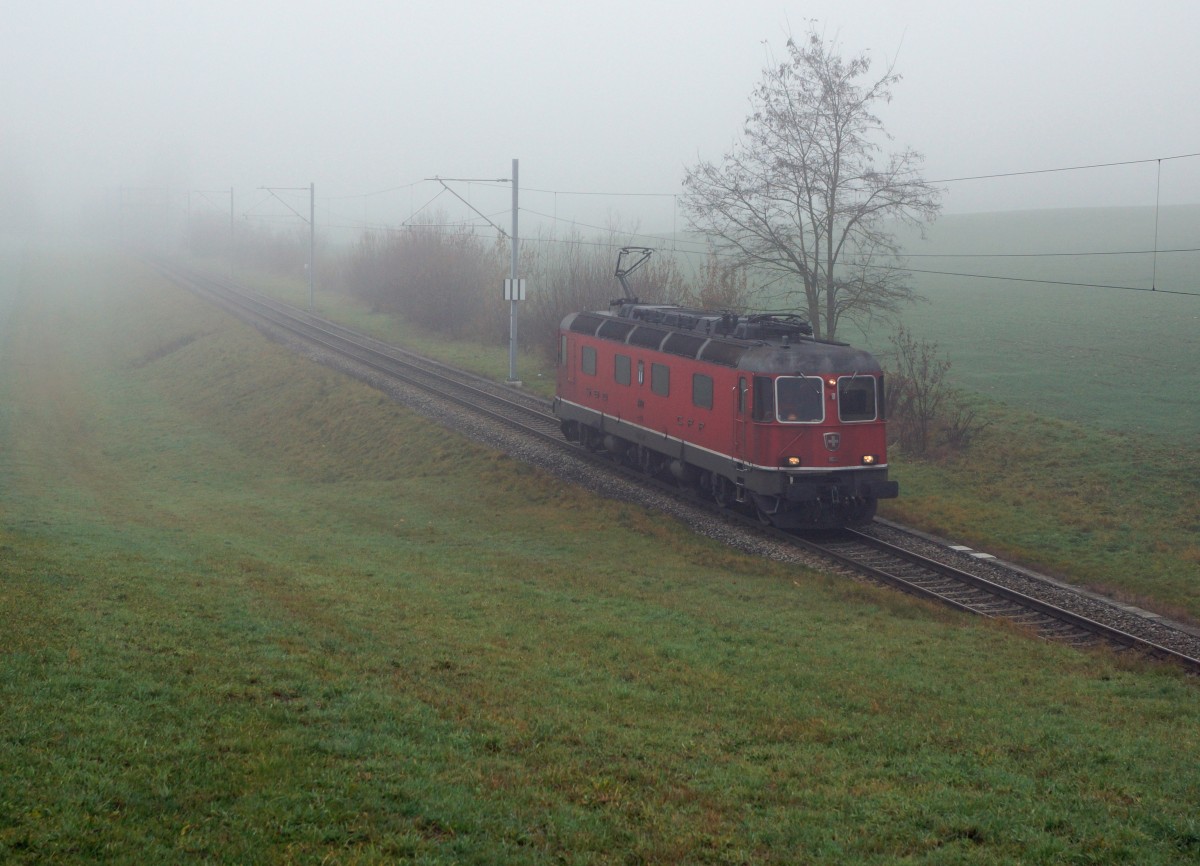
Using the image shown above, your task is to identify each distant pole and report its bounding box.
[257,183,316,305]
[229,187,235,281]
[507,158,520,384]
[308,182,315,311]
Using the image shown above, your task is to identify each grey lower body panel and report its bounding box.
[555,400,896,527]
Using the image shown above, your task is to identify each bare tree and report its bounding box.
[687,249,751,311]
[522,227,618,357]
[522,226,693,358]
[681,29,941,339]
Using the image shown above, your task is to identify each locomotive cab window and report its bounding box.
[752,376,774,422]
[692,373,713,409]
[776,376,824,423]
[837,376,878,422]
[651,363,670,396]
[559,335,568,367]
[614,353,631,386]
[581,345,597,376]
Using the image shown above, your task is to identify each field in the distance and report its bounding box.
[859,205,1200,442]
[3,247,1200,864]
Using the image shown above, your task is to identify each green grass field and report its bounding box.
[221,219,1200,622]
[859,206,1200,442]
[3,246,1200,864]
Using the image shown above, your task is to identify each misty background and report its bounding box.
[4,0,1199,240]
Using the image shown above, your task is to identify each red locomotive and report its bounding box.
[552,250,897,528]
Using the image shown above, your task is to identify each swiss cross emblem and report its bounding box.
[824,432,841,451]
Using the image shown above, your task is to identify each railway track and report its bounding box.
[155,260,1200,676]
[149,260,565,445]
[800,529,1200,670]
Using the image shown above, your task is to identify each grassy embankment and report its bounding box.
[227,222,1200,623]
[3,248,1199,864]
[875,206,1200,617]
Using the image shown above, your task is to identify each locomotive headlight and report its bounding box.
[784,456,802,467]
[861,455,877,465]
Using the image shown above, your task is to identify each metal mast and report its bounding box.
[507,159,520,384]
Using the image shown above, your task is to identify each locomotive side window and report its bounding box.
[692,373,713,409]
[837,376,878,422]
[776,376,824,422]
[738,377,748,415]
[559,335,568,367]
[651,363,670,396]
[581,345,597,376]
[752,376,774,421]
[614,353,631,386]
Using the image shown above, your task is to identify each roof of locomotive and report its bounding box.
[561,305,883,375]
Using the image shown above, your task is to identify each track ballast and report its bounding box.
[154,260,1200,676]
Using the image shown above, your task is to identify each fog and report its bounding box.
[5,0,1199,237]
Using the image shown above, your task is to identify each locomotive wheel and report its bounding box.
[712,475,733,509]
[582,426,604,452]
[754,496,779,526]
[636,446,664,477]
[843,498,878,526]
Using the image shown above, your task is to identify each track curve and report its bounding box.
[153,259,1200,676]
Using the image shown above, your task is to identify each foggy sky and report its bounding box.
[5,0,1199,235]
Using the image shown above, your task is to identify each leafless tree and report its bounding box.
[681,29,941,339]
[687,249,751,311]
[522,226,693,358]
[522,227,618,357]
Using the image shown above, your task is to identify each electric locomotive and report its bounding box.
[552,249,897,528]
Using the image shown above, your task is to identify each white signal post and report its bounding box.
[507,158,521,384]
[308,182,315,311]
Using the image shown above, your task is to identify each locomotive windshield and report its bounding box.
[837,375,879,422]
[776,376,824,423]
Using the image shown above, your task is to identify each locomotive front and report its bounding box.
[732,340,897,526]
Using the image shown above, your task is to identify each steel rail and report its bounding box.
[155,259,1200,675]
[149,261,564,445]
[802,529,1200,672]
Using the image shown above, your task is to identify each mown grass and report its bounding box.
[215,248,1200,623]
[3,247,1200,864]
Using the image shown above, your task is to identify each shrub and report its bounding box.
[885,325,989,457]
